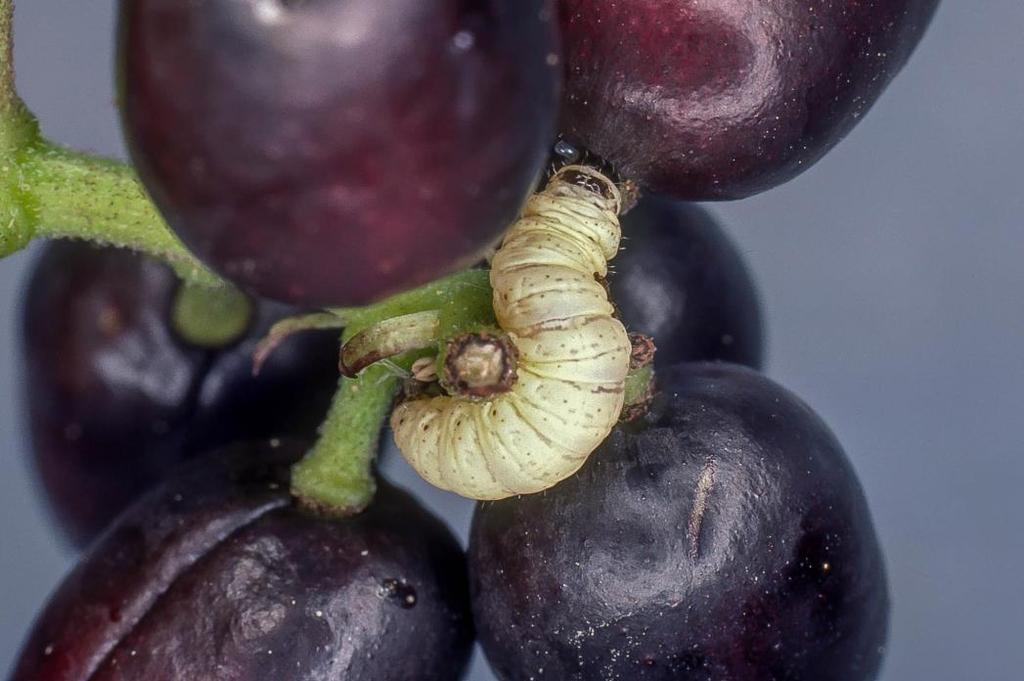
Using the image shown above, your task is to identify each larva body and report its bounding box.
[392,166,631,499]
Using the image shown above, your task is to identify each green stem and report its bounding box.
[291,364,398,515]
[13,143,222,285]
[330,268,493,329]
[291,268,495,515]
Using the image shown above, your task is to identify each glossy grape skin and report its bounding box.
[613,197,764,368]
[470,363,889,680]
[22,241,339,548]
[11,441,474,681]
[558,0,940,199]
[118,0,561,306]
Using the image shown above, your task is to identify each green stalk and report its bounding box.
[330,268,494,329]
[291,363,399,515]
[16,143,222,286]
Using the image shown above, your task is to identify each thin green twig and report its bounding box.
[17,142,222,285]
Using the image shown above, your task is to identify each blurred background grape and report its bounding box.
[2,2,1023,679]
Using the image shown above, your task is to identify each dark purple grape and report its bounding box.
[11,441,474,681]
[118,0,561,306]
[558,0,939,199]
[613,197,764,368]
[22,241,339,547]
[470,363,889,680]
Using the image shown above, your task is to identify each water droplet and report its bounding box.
[554,139,580,163]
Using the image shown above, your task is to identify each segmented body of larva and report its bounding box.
[392,166,632,499]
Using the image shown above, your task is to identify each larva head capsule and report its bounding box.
[391,165,633,501]
[546,165,623,216]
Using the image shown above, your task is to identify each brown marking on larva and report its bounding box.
[687,460,717,560]
[505,401,578,465]
[515,314,607,339]
[528,346,626,366]
[505,281,596,311]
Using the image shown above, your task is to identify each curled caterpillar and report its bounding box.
[391,165,632,499]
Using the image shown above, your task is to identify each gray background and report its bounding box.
[2,2,1022,679]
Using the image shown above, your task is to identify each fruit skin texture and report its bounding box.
[558,0,940,199]
[12,441,475,681]
[470,363,889,680]
[613,197,764,368]
[118,0,561,306]
[22,241,339,547]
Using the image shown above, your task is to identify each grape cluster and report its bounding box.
[6,0,939,679]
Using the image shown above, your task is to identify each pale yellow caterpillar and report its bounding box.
[391,165,632,499]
